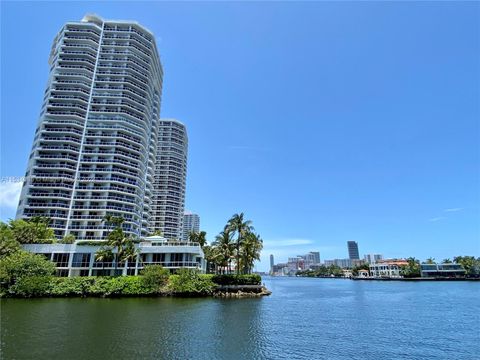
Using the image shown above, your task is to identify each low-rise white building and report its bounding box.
[23,235,205,277]
[369,259,408,278]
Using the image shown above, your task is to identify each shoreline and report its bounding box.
[272,275,480,282]
[351,277,480,281]
[1,284,272,299]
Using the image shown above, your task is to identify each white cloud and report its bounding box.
[0,181,22,209]
[444,208,463,212]
[429,216,446,222]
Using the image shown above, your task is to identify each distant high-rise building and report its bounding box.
[308,251,320,264]
[151,119,188,240]
[182,212,200,242]
[347,241,360,260]
[270,254,274,272]
[364,254,383,264]
[16,14,163,240]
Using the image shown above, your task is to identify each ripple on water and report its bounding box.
[1,278,479,359]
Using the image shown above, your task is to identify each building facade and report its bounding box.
[182,212,200,242]
[369,259,408,278]
[23,237,205,276]
[347,241,360,260]
[306,251,320,265]
[16,14,163,240]
[151,119,188,240]
[364,254,383,264]
[420,263,466,278]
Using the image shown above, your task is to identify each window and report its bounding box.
[53,253,70,267]
[72,253,91,267]
[56,269,69,277]
[152,253,165,263]
[170,253,183,263]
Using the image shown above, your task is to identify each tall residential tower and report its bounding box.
[182,212,200,242]
[151,119,188,240]
[347,241,360,260]
[16,14,163,240]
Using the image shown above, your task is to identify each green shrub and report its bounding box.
[60,234,76,244]
[169,269,216,295]
[8,218,56,244]
[0,251,55,296]
[48,276,151,297]
[99,276,127,296]
[76,240,108,246]
[211,274,261,286]
[120,276,151,296]
[48,277,94,297]
[0,223,21,259]
[140,265,169,292]
[10,275,52,297]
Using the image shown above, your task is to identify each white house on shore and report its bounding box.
[23,235,206,277]
[369,259,408,278]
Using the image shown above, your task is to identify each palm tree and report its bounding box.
[188,231,207,247]
[240,232,263,274]
[442,258,452,264]
[202,245,214,274]
[119,238,138,272]
[227,213,253,275]
[188,231,198,243]
[95,247,114,273]
[425,257,436,264]
[197,231,207,247]
[218,226,235,272]
[102,215,130,275]
[151,230,163,237]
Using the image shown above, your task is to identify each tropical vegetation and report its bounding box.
[0,261,261,298]
[94,216,137,275]
[199,213,263,275]
[0,217,56,244]
[296,265,344,277]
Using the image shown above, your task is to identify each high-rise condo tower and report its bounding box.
[151,119,188,240]
[16,14,163,240]
[347,241,360,260]
[182,212,200,242]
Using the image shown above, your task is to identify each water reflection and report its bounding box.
[2,278,479,359]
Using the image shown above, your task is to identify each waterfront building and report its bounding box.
[369,259,408,278]
[305,251,320,265]
[182,212,200,242]
[357,269,370,278]
[16,14,163,240]
[269,254,274,274]
[347,241,360,260]
[324,259,346,268]
[364,254,383,264]
[271,263,289,276]
[151,119,188,240]
[324,258,356,269]
[23,236,205,276]
[420,263,466,278]
[287,257,305,272]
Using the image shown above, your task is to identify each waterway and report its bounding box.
[1,277,479,359]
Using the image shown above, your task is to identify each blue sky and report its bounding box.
[1,1,479,271]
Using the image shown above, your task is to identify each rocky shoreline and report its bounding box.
[213,285,272,298]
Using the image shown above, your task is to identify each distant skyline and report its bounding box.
[1,2,479,271]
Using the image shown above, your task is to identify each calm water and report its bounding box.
[1,277,479,359]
